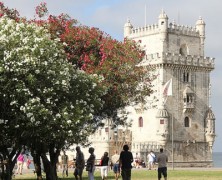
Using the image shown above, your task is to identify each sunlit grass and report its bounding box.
[13,168,222,180]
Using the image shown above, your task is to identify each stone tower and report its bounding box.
[123,10,216,167]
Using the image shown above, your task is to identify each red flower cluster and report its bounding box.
[35,2,48,18]
[0,1,20,20]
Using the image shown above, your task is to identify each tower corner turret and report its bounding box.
[196,16,205,37]
[205,107,216,149]
[156,105,169,147]
[158,10,168,32]
[124,18,133,38]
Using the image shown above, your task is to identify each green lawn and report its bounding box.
[13,168,222,180]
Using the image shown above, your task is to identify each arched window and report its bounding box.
[138,117,143,127]
[184,117,190,127]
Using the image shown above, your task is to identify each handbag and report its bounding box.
[86,164,92,171]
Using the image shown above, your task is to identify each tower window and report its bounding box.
[160,119,164,124]
[183,72,189,82]
[184,117,190,127]
[105,127,109,133]
[179,44,188,55]
[138,117,143,127]
[161,21,164,25]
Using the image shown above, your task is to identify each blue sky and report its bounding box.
[2,0,222,152]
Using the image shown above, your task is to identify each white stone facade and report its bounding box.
[124,10,216,167]
[78,11,216,167]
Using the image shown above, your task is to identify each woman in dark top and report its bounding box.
[100,152,109,180]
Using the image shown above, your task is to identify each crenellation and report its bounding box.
[132,24,159,35]
[143,52,214,69]
[168,23,199,37]
[130,21,199,38]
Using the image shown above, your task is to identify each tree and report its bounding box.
[35,10,153,125]
[0,2,154,179]
[0,14,105,179]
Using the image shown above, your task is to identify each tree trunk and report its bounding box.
[0,147,18,180]
[32,152,43,180]
[41,152,59,180]
[4,159,12,180]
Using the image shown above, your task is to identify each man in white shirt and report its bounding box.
[147,150,156,170]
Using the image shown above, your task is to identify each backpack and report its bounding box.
[151,153,156,163]
[153,155,157,163]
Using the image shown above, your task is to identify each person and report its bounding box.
[134,153,140,168]
[100,152,109,180]
[16,153,25,175]
[74,146,85,180]
[86,147,96,180]
[26,155,32,169]
[119,145,133,180]
[61,151,69,177]
[157,148,168,180]
[147,150,156,170]
[111,150,120,180]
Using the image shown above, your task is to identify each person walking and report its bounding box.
[119,145,133,180]
[86,147,96,180]
[74,146,85,180]
[61,151,69,177]
[16,153,25,175]
[157,148,168,180]
[100,152,109,180]
[147,150,156,170]
[111,150,120,180]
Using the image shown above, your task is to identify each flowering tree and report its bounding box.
[41,12,153,125]
[0,15,105,179]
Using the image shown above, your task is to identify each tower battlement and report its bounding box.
[168,23,199,36]
[142,52,214,69]
[124,11,205,41]
[128,22,199,38]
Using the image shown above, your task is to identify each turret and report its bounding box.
[158,10,168,51]
[158,9,168,31]
[205,107,216,152]
[156,105,169,147]
[124,19,133,38]
[196,16,205,56]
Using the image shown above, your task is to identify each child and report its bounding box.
[26,156,32,169]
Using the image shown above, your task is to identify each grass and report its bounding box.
[12,168,222,180]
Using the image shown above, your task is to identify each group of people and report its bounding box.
[71,144,133,180]
[15,145,168,180]
[64,145,168,180]
[73,146,118,180]
[15,153,32,175]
